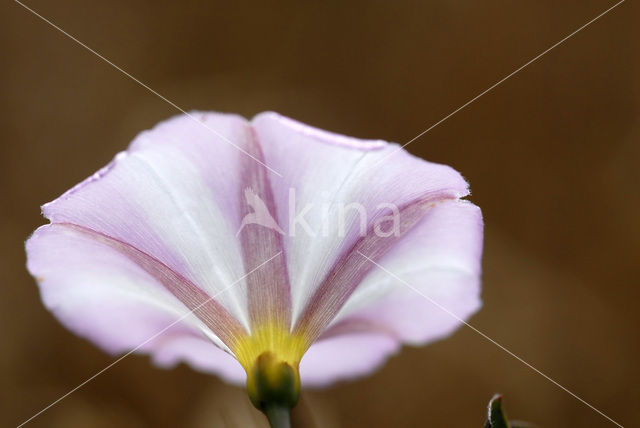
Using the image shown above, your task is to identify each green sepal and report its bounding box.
[248,352,299,410]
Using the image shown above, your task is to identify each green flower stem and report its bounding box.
[264,404,291,428]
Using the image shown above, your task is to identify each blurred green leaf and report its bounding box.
[483,395,537,428]
[484,395,510,428]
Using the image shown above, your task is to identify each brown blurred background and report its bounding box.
[1,1,638,427]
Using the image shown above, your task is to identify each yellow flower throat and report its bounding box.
[233,323,309,411]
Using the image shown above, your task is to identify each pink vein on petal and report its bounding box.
[293,192,457,342]
[237,125,292,331]
[55,222,247,348]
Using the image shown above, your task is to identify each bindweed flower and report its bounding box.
[26,112,483,426]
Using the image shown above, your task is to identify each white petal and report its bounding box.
[42,112,253,328]
[251,112,469,327]
[334,200,483,343]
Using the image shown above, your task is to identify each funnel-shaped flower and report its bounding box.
[26,112,483,418]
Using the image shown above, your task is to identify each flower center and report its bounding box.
[233,323,309,411]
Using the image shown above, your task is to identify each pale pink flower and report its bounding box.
[26,112,483,416]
